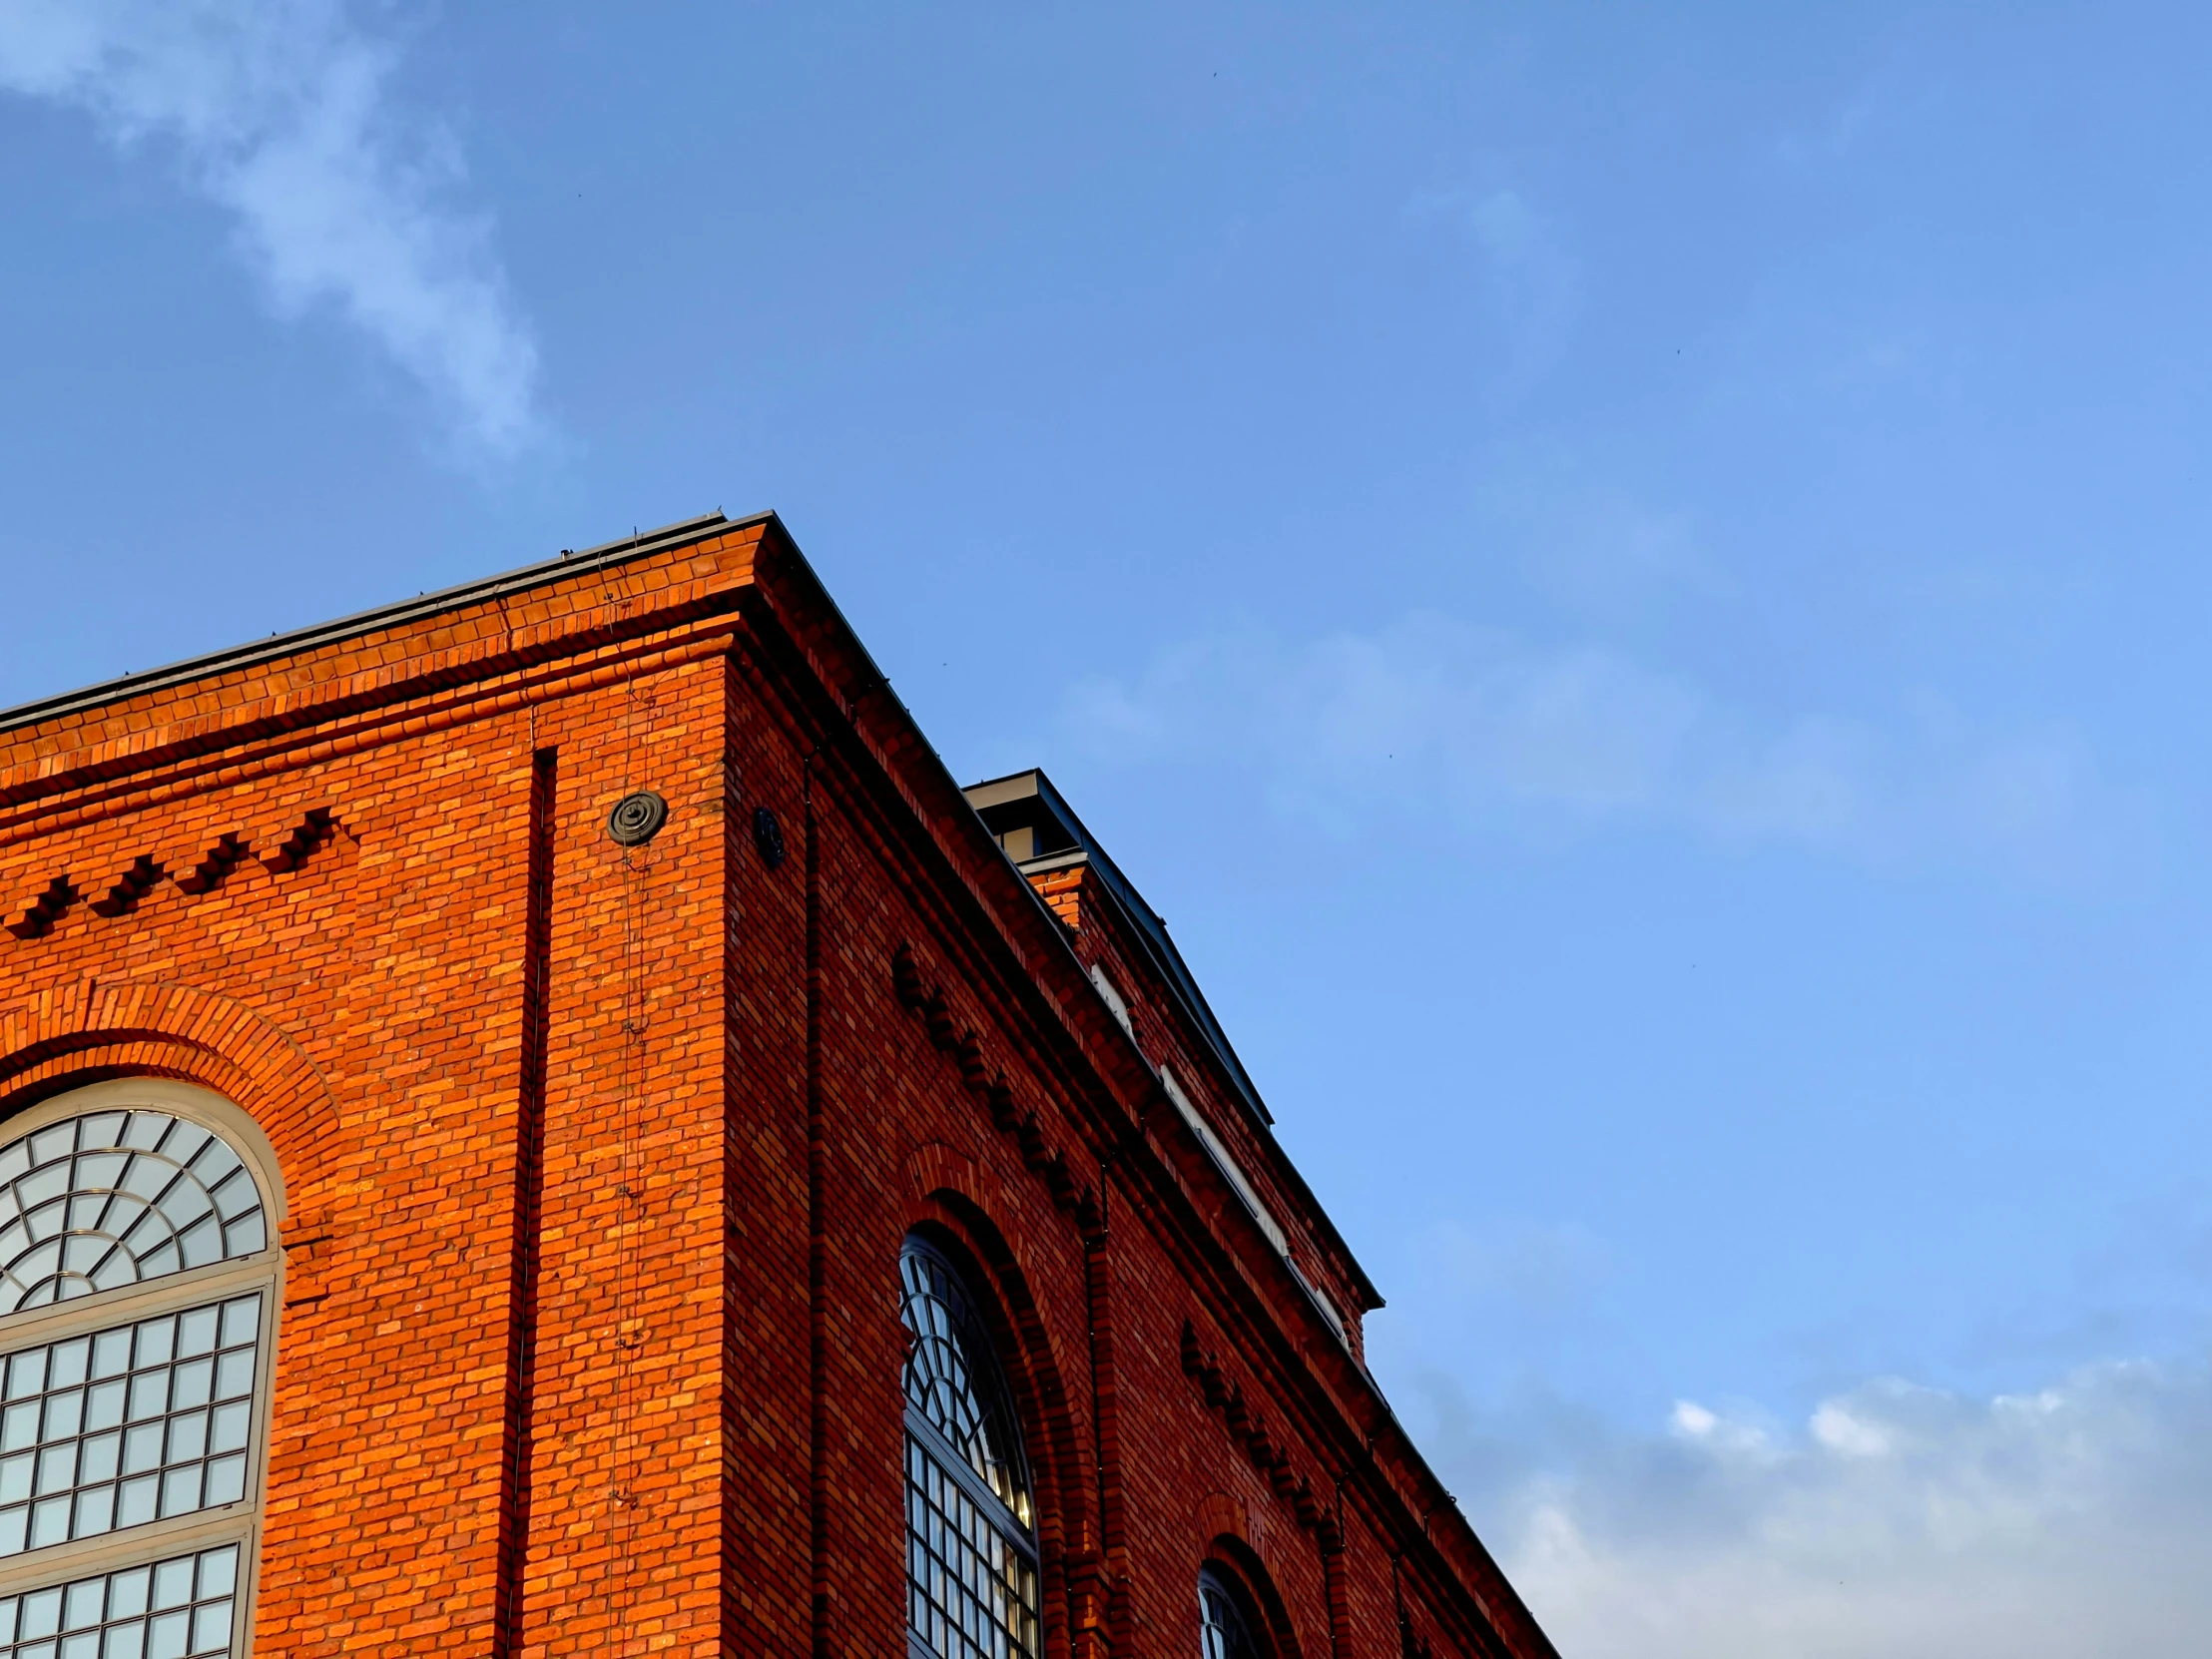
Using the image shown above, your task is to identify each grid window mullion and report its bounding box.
[906,1433,1037,1659]
[0,1296,261,1558]
[0,1541,240,1658]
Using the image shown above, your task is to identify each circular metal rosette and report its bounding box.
[752,806,786,869]
[605,790,670,846]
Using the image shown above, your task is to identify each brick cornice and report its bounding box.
[0,623,742,851]
[0,522,768,825]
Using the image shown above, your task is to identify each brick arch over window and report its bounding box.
[906,1141,1007,1224]
[0,979,345,1206]
[903,1164,1102,1638]
[1199,1516,1306,1659]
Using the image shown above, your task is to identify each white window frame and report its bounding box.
[0,1079,284,1656]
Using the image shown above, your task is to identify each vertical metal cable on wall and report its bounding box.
[604,593,653,1652]
[610,677,658,1648]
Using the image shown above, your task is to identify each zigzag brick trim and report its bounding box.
[1182,1318,1340,1550]
[4,876,78,939]
[4,809,341,941]
[891,942,1102,1237]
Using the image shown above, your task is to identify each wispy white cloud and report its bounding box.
[1406,170,1580,372]
[1770,67,1941,176]
[0,0,540,454]
[1488,1356,2212,1659]
[1433,1217,1611,1330]
[1469,438,1734,615]
[1064,615,2145,883]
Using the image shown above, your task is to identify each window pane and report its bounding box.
[0,1545,237,1659]
[0,1299,260,1557]
[898,1241,1040,1659]
[0,1117,267,1316]
[898,1247,1033,1526]
[1199,1572,1260,1659]
[905,1433,1039,1659]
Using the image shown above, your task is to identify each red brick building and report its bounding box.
[0,512,1558,1659]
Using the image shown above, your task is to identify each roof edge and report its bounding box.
[965,767,1386,1314]
[0,508,774,737]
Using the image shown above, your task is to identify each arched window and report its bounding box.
[0,1108,268,1313]
[1198,1566,1263,1659]
[0,1082,281,1659]
[899,1235,1039,1659]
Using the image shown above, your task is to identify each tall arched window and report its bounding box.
[899,1235,1040,1659]
[0,1081,281,1659]
[1198,1566,1263,1659]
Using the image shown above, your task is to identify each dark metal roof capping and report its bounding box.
[962,769,1274,1127]
[0,509,773,737]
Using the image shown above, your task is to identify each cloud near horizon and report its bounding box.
[1065,615,2143,882]
[0,0,541,455]
[1473,1353,2212,1659]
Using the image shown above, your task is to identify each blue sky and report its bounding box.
[6,3,2212,1651]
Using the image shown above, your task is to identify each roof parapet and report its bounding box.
[0,509,766,737]
[963,769,1272,1125]
[961,767,1382,1317]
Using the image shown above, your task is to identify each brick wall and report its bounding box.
[0,515,1556,1659]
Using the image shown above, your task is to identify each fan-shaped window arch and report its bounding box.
[0,1080,281,1659]
[899,1234,1039,1659]
[0,1110,269,1315]
[1199,1566,1263,1659]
